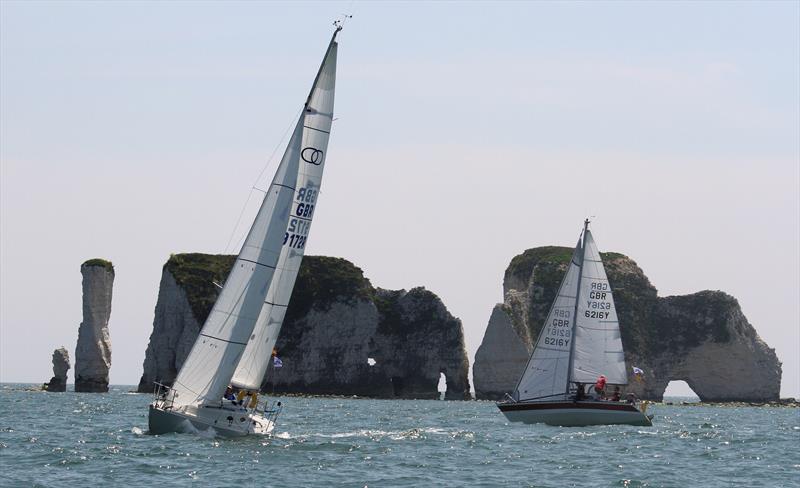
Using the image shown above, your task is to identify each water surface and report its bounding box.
[1,385,797,487]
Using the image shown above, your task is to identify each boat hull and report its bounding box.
[148,404,275,437]
[498,401,652,427]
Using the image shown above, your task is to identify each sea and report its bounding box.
[0,385,797,487]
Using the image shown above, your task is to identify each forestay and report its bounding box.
[168,101,307,409]
[514,241,582,401]
[570,229,627,385]
[230,35,339,390]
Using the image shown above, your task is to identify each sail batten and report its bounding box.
[168,93,309,408]
[230,37,339,391]
[513,223,629,403]
[513,239,583,402]
[569,229,628,385]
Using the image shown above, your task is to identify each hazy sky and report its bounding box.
[1,1,798,397]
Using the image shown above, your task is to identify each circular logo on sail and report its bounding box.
[301,147,323,165]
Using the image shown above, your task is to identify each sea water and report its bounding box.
[0,385,797,487]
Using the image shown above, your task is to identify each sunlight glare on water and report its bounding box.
[0,385,798,487]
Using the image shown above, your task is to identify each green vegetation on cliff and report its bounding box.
[506,245,744,358]
[164,253,236,324]
[506,246,573,286]
[375,287,446,335]
[285,256,374,323]
[162,253,450,339]
[653,291,737,350]
[82,258,114,272]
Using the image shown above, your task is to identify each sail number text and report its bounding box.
[284,186,318,249]
[584,282,611,319]
[544,308,571,348]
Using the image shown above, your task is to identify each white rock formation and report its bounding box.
[138,254,472,399]
[137,270,207,392]
[74,259,114,392]
[45,347,70,392]
[473,247,781,401]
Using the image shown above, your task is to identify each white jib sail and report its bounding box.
[570,229,628,385]
[168,113,306,409]
[514,240,582,401]
[229,36,339,391]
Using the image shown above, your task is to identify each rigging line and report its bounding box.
[223,107,304,254]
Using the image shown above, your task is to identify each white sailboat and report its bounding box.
[148,25,341,437]
[497,220,653,427]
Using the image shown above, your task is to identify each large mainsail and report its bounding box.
[569,228,627,385]
[514,241,582,401]
[168,31,340,409]
[230,33,339,390]
[169,120,304,409]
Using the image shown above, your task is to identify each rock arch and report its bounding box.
[473,247,781,402]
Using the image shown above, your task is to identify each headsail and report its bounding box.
[514,240,582,401]
[230,31,339,390]
[569,228,627,385]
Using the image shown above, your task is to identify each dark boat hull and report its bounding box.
[498,400,653,427]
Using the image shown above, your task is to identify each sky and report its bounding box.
[1,1,798,398]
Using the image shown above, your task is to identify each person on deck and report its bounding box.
[611,386,621,402]
[594,375,607,398]
[574,383,585,402]
[224,386,236,402]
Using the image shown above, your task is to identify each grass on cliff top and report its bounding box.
[507,246,630,282]
[286,256,374,321]
[164,253,375,323]
[165,253,237,323]
[82,258,114,271]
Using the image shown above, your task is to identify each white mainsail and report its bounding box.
[230,36,338,390]
[514,240,582,401]
[570,228,627,385]
[168,31,341,409]
[168,119,304,409]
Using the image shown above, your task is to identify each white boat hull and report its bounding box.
[148,404,275,437]
[498,401,652,427]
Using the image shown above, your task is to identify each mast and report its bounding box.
[305,25,342,108]
[565,218,590,394]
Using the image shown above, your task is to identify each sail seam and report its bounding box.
[199,333,248,346]
[272,183,296,191]
[239,258,277,269]
[303,125,331,134]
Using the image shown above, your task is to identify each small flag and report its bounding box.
[632,366,644,382]
[273,356,283,369]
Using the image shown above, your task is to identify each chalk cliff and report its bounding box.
[138,254,471,399]
[74,259,114,393]
[473,247,781,402]
[44,347,70,392]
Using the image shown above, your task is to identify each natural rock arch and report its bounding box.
[473,247,781,402]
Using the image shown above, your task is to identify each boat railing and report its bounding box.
[260,399,283,426]
[153,382,177,410]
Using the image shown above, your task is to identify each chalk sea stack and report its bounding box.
[44,347,70,392]
[74,259,114,393]
[138,254,471,399]
[473,247,782,402]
